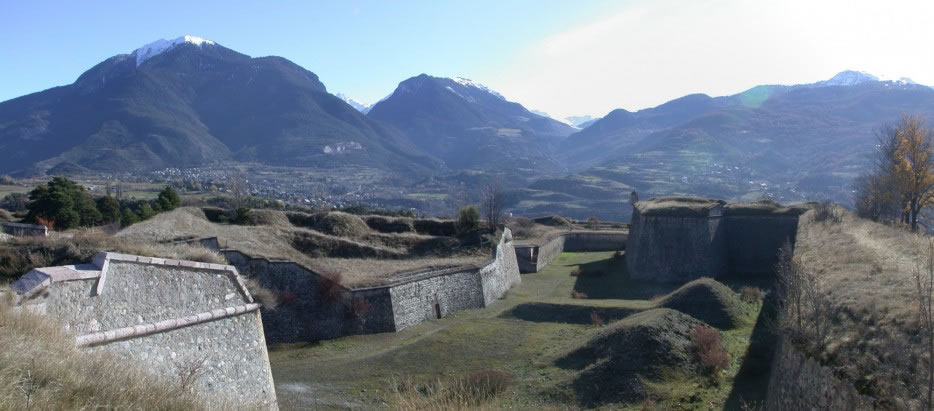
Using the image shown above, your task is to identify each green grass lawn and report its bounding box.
[268,252,771,410]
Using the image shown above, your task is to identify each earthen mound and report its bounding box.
[313,212,371,237]
[365,215,414,233]
[557,308,707,405]
[533,215,573,227]
[659,277,744,329]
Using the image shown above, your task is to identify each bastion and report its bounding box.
[626,196,807,282]
[12,252,278,409]
[220,228,521,343]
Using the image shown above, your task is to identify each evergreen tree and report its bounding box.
[138,203,155,220]
[156,186,181,211]
[25,177,102,230]
[120,207,140,227]
[96,196,122,223]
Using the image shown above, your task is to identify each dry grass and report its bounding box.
[690,325,730,379]
[0,209,12,222]
[0,295,211,409]
[119,208,488,288]
[1,229,226,280]
[635,197,725,217]
[795,209,931,405]
[392,370,512,409]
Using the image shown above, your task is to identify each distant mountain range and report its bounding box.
[367,74,576,174]
[518,70,934,220]
[0,36,437,176]
[2,35,933,221]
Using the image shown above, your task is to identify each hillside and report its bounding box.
[793,210,932,407]
[522,74,934,220]
[0,36,439,176]
[367,74,576,176]
[117,207,490,287]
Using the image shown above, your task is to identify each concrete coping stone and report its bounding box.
[13,252,254,304]
[75,303,261,346]
[513,229,628,248]
[221,228,517,292]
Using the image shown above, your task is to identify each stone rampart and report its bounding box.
[2,221,49,237]
[12,253,277,409]
[766,337,870,410]
[514,231,627,273]
[221,228,521,342]
[626,198,804,282]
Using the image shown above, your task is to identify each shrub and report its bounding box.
[739,286,764,303]
[156,186,181,212]
[120,208,139,227]
[318,269,345,301]
[587,216,599,230]
[455,205,480,234]
[393,370,512,408]
[690,326,730,378]
[0,192,28,212]
[590,311,606,326]
[234,207,251,224]
[571,290,589,299]
[570,268,582,277]
[813,200,841,223]
[243,277,278,310]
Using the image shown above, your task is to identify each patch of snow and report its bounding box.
[812,70,922,88]
[451,77,505,100]
[134,35,215,67]
[335,93,372,113]
[445,86,476,103]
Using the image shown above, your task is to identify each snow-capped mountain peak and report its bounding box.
[134,35,215,67]
[335,93,372,113]
[451,77,505,100]
[816,70,920,87]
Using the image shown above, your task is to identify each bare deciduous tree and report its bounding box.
[225,170,250,209]
[481,182,503,234]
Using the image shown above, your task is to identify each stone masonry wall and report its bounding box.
[26,260,276,408]
[514,231,627,273]
[766,337,869,410]
[626,210,727,282]
[479,229,521,305]
[223,250,396,343]
[224,228,521,342]
[626,207,800,282]
[725,215,800,276]
[389,268,484,330]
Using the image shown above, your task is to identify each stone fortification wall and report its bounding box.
[223,250,395,343]
[515,231,628,273]
[389,267,484,330]
[2,221,48,237]
[13,253,277,409]
[626,211,727,282]
[766,337,869,410]
[625,198,803,282]
[223,228,521,342]
[725,216,800,275]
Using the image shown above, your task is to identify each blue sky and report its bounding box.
[3,0,934,118]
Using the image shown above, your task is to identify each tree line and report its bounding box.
[855,114,934,231]
[12,177,180,230]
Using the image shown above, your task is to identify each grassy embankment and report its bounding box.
[269,251,772,410]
